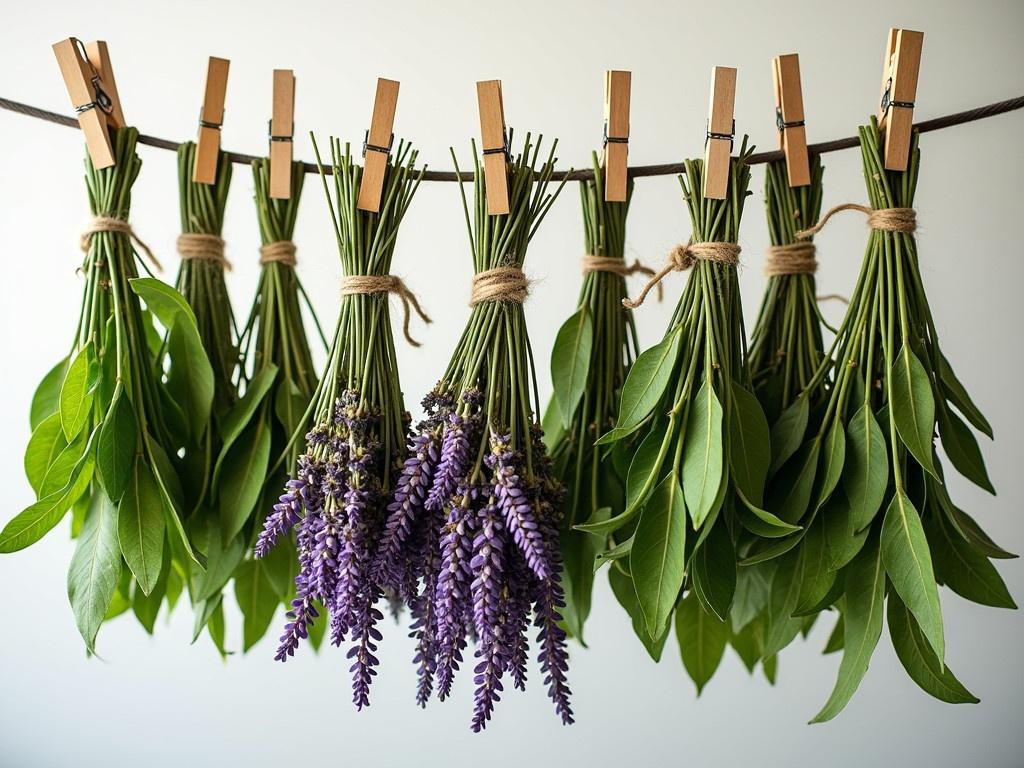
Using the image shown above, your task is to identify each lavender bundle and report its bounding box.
[543,155,640,642]
[373,133,572,731]
[3,127,210,649]
[255,138,424,708]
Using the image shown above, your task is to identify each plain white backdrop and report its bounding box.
[1,1,1022,765]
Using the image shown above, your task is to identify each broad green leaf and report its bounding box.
[763,653,778,684]
[626,419,669,510]
[117,458,167,595]
[939,497,1016,560]
[937,350,992,439]
[219,418,272,542]
[795,516,836,614]
[891,344,937,477]
[814,420,846,510]
[105,567,131,620]
[97,392,138,502]
[730,620,762,672]
[763,549,804,658]
[937,408,994,495]
[736,487,801,539]
[843,405,889,531]
[629,475,686,639]
[214,364,279,485]
[768,439,820,525]
[609,564,670,662]
[928,515,1016,609]
[208,600,228,658]
[730,563,771,633]
[166,320,215,444]
[145,435,205,571]
[67,492,120,652]
[822,493,869,571]
[541,396,565,450]
[39,428,88,498]
[594,530,633,571]
[24,413,68,495]
[133,551,170,633]
[235,559,281,652]
[824,613,845,654]
[550,307,593,429]
[881,491,944,662]
[30,357,69,430]
[192,594,223,643]
[811,536,885,723]
[770,395,809,473]
[603,325,682,441]
[728,383,771,506]
[562,507,609,640]
[888,592,979,704]
[676,591,729,694]
[274,377,309,441]
[59,343,95,441]
[682,380,724,529]
[690,520,736,622]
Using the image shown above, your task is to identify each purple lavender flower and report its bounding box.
[435,488,475,699]
[469,497,508,731]
[274,511,324,660]
[255,478,304,558]
[348,586,384,710]
[489,434,551,580]
[533,566,573,724]
[504,554,531,692]
[426,413,471,511]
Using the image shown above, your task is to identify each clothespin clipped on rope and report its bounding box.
[82,41,125,131]
[772,53,810,187]
[703,66,737,200]
[357,78,400,213]
[269,69,295,199]
[476,80,510,215]
[877,27,924,171]
[52,37,119,168]
[193,56,230,184]
[602,70,631,202]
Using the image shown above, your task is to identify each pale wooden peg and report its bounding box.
[52,38,114,169]
[877,28,924,171]
[476,80,510,215]
[193,56,230,185]
[703,66,737,200]
[772,53,810,187]
[269,69,295,200]
[83,41,125,129]
[357,78,400,213]
[602,70,631,202]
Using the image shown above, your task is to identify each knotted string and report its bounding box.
[764,242,817,276]
[340,274,432,347]
[622,241,741,309]
[177,233,232,271]
[80,216,163,272]
[259,241,297,266]
[580,255,663,302]
[796,204,917,239]
[469,266,531,305]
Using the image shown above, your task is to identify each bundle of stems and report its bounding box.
[757,122,1015,722]
[255,138,423,709]
[3,127,211,650]
[543,154,639,642]
[373,132,573,731]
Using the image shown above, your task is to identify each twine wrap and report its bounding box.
[469,266,530,305]
[340,274,432,347]
[80,216,163,272]
[796,204,917,239]
[764,243,817,276]
[622,241,741,309]
[177,233,231,270]
[259,240,297,266]
[581,255,662,302]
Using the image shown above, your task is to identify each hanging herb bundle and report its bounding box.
[255,138,425,708]
[3,127,211,650]
[755,122,1015,722]
[543,154,640,642]
[373,133,572,731]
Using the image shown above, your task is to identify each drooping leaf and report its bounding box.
[24,413,67,495]
[938,496,1016,560]
[843,405,889,531]
[117,458,167,595]
[38,428,89,498]
[97,392,138,502]
[822,493,869,572]
[629,475,686,639]
[890,344,937,477]
[682,379,724,529]
[728,383,771,506]
[67,493,120,652]
[214,364,279,485]
[795,516,837,614]
[927,515,1016,609]
[814,420,846,510]
[235,559,281,652]
[30,357,69,430]
[676,591,729,694]
[219,418,272,542]
[937,408,995,495]
[609,564,670,661]
[550,307,594,429]
[133,551,170,633]
[730,563,771,633]
[770,395,809,473]
[690,520,736,622]
[937,350,992,439]
[736,487,801,539]
[762,548,804,658]
[767,438,820,525]
[59,343,95,441]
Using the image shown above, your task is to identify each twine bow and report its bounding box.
[622,241,741,309]
[341,274,432,347]
[80,216,163,272]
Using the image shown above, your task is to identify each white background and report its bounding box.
[1,1,1022,765]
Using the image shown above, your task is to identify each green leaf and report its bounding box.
[822,493,869,572]
[814,420,846,510]
[117,458,167,595]
[133,551,170,633]
[214,364,279,485]
[38,429,88,498]
[235,559,281,652]
[67,492,120,652]
[59,343,95,441]
[594,532,634,571]
[768,439,820,525]
[770,395,809,473]
[763,549,804,657]
[97,392,138,502]
[198,522,247,602]
[881,490,944,663]
[219,418,272,542]
[939,497,1016,560]
[274,376,309,441]
[541,396,565,450]
[147,435,206,571]
[891,344,937,477]
[937,350,991,439]
[626,419,668,510]
[676,591,729,694]
[131,276,200,327]
[736,487,801,539]
[192,594,223,643]
[550,307,593,429]
[682,380,724,529]
[795,516,837,614]
[30,357,69,430]
[609,564,670,661]
[729,383,771,506]
[928,515,1016,609]
[888,592,979,704]
[603,325,682,442]
[730,563,771,633]
[810,536,885,723]
[730,620,762,672]
[629,475,687,639]
[937,408,994,495]
[823,612,845,654]
[843,405,889,531]
[690,520,736,622]
[24,413,68,496]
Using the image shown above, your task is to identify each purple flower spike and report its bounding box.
[426,414,470,511]
[534,575,574,725]
[435,489,475,699]
[489,436,551,580]
[505,555,531,692]
[255,478,304,558]
[347,589,384,710]
[274,592,319,661]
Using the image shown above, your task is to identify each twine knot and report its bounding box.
[622,241,740,309]
[80,216,163,271]
[259,241,297,266]
[581,255,663,302]
[340,274,432,347]
[796,204,917,239]
[469,266,530,305]
[765,243,817,276]
[177,233,231,270]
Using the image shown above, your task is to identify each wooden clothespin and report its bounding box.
[83,41,125,130]
[193,56,230,184]
[703,66,737,200]
[52,37,115,168]
[602,70,631,202]
[356,78,400,213]
[269,69,295,199]
[772,54,810,187]
[476,80,510,215]
[877,28,924,171]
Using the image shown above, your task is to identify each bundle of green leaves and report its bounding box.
[2,127,212,650]
[543,155,640,642]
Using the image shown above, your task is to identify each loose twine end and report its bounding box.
[581,255,663,302]
[796,203,917,239]
[80,216,163,272]
[178,233,232,271]
[259,241,297,266]
[341,274,432,347]
[622,241,740,309]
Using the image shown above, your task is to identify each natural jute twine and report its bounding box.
[177,233,232,270]
[622,241,741,309]
[764,243,817,276]
[469,266,531,305]
[581,255,663,302]
[80,216,163,272]
[796,204,917,239]
[259,241,297,266]
[340,275,432,347]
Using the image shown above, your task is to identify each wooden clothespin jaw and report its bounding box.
[83,41,126,130]
[602,70,631,202]
[356,78,400,213]
[772,53,810,187]
[877,28,924,171]
[52,37,117,168]
[269,69,295,200]
[703,66,737,200]
[193,56,230,185]
[476,80,510,215]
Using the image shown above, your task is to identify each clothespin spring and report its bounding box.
[267,119,290,143]
[362,129,394,158]
[776,108,805,132]
[880,78,915,114]
[482,128,510,158]
[200,109,223,131]
[706,118,736,152]
[70,37,113,116]
[602,120,628,147]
